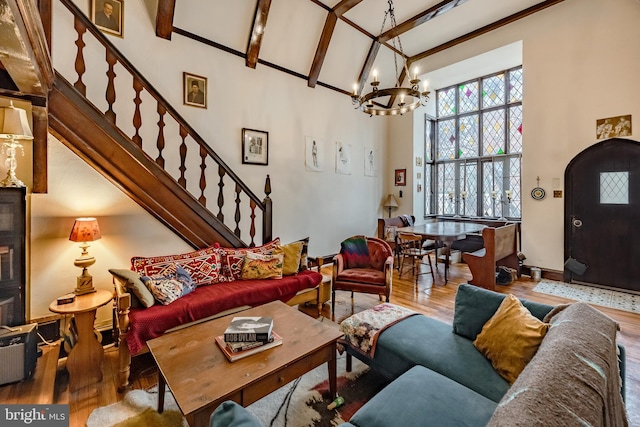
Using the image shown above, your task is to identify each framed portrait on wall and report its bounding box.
[395,168,406,186]
[242,128,269,165]
[91,0,124,37]
[183,72,207,108]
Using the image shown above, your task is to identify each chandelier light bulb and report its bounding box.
[372,69,378,83]
[353,83,358,95]
[413,66,419,80]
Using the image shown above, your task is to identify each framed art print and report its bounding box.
[242,128,269,165]
[183,72,207,108]
[395,168,406,186]
[91,0,124,37]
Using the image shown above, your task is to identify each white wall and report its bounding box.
[407,0,640,272]
[28,0,388,324]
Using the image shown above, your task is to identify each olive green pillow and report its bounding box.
[273,241,304,275]
[109,268,155,308]
[473,294,550,384]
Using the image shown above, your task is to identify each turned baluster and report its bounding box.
[263,175,272,243]
[199,146,207,205]
[156,103,166,168]
[217,166,225,222]
[132,77,143,147]
[178,126,188,188]
[249,200,257,247]
[73,16,87,96]
[105,49,117,124]
[234,183,242,238]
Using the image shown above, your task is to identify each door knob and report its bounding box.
[572,219,583,228]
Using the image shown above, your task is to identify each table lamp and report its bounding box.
[383,194,399,218]
[69,217,102,295]
[0,101,33,188]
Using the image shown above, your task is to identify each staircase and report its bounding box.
[45,0,271,249]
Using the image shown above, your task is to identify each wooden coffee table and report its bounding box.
[147,300,343,427]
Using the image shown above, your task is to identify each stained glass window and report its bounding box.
[459,114,479,159]
[437,119,456,160]
[458,81,479,114]
[482,73,505,109]
[428,66,522,219]
[437,86,456,118]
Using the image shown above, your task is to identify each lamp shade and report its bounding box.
[69,218,102,242]
[383,194,399,208]
[0,101,33,139]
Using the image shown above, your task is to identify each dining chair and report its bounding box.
[397,232,435,284]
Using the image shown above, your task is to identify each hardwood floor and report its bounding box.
[3,262,639,426]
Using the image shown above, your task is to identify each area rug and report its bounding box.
[86,354,387,427]
[533,280,640,314]
[86,386,188,427]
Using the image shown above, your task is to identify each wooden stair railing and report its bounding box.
[46,0,271,248]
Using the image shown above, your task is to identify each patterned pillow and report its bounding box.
[341,235,371,269]
[219,238,281,281]
[141,265,196,305]
[131,245,221,286]
[240,252,284,280]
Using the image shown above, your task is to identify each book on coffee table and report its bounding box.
[215,331,283,362]
[223,316,273,342]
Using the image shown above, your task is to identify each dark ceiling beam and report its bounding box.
[350,0,464,98]
[155,0,175,40]
[246,0,272,69]
[355,40,380,96]
[379,0,468,43]
[411,0,565,63]
[308,0,363,88]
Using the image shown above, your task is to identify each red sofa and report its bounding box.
[111,242,327,392]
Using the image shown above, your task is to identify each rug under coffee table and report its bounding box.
[147,300,343,427]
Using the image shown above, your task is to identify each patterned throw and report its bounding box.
[340,235,371,269]
[338,303,419,358]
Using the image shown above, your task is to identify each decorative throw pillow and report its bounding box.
[240,252,284,280]
[273,241,304,276]
[341,235,371,269]
[131,245,221,286]
[142,265,196,305]
[109,268,156,308]
[473,294,550,384]
[219,238,281,281]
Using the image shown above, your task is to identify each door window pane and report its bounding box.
[600,172,629,204]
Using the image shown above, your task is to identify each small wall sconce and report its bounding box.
[0,101,33,188]
[69,217,102,295]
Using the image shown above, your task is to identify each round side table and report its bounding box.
[49,289,112,391]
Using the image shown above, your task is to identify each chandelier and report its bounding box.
[351,0,430,116]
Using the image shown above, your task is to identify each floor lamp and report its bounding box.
[384,194,399,218]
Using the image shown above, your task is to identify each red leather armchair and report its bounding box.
[332,236,394,314]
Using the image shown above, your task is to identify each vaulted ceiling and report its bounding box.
[158,0,564,98]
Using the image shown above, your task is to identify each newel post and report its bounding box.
[262,175,273,243]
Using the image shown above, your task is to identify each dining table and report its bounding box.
[397,221,487,284]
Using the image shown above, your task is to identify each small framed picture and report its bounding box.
[183,72,207,108]
[384,226,397,242]
[91,0,124,37]
[395,168,406,186]
[242,128,269,165]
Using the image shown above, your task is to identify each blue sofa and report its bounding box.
[210,284,627,427]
